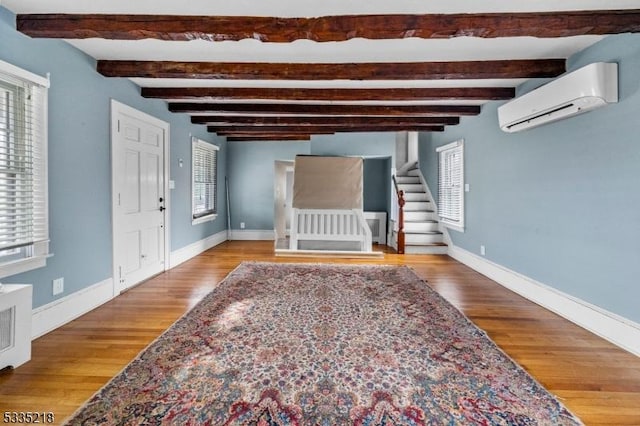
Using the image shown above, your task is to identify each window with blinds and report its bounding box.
[0,60,49,278]
[191,138,219,224]
[437,140,464,231]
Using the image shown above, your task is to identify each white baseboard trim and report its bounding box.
[31,231,230,340]
[229,229,275,240]
[169,230,228,268]
[448,245,640,357]
[31,278,114,340]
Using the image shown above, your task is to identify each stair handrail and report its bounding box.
[392,175,406,254]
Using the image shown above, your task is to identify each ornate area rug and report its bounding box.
[66,262,582,425]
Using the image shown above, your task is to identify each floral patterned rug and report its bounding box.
[66,262,582,425]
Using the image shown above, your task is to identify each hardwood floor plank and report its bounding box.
[1,241,639,424]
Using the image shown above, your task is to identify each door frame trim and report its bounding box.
[110,99,170,296]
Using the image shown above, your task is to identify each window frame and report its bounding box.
[0,60,50,279]
[436,139,465,232]
[191,137,219,225]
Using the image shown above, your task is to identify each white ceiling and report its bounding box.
[3,1,634,92]
[65,36,602,64]
[3,1,639,127]
[61,31,603,93]
[5,0,640,16]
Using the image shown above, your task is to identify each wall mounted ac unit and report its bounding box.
[0,284,32,370]
[498,62,618,133]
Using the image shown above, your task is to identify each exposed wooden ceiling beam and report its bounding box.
[216,131,335,136]
[227,135,313,142]
[17,11,640,42]
[143,87,514,101]
[192,116,459,126]
[169,103,482,116]
[209,125,445,133]
[98,59,564,80]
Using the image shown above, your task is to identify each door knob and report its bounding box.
[159,206,165,212]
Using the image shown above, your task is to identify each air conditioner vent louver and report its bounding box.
[505,103,576,131]
[498,62,618,133]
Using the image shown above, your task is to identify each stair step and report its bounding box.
[396,176,420,184]
[404,192,428,201]
[407,169,420,177]
[390,229,447,254]
[405,221,439,232]
[404,201,431,211]
[398,183,423,193]
[405,232,443,245]
[405,243,448,255]
[397,161,418,176]
[405,211,438,221]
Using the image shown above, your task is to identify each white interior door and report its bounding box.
[274,161,286,241]
[273,161,294,241]
[284,169,294,232]
[111,101,169,294]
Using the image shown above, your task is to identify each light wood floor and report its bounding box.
[1,241,639,425]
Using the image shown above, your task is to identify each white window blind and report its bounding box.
[0,60,49,277]
[191,138,218,224]
[437,140,464,231]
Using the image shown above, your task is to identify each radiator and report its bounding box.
[364,211,387,245]
[0,284,32,369]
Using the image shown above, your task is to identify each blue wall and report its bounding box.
[0,7,226,308]
[170,137,227,250]
[419,34,640,323]
[310,132,396,158]
[226,133,396,231]
[363,158,391,215]
[227,141,310,230]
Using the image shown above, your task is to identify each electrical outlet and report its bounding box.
[240,222,245,229]
[52,278,64,295]
[480,245,486,256]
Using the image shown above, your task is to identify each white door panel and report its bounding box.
[141,225,160,264]
[143,129,161,147]
[124,230,141,274]
[141,152,160,212]
[123,150,140,214]
[123,123,140,142]
[112,104,167,294]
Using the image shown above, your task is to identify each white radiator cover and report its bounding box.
[0,284,32,369]
[364,211,387,245]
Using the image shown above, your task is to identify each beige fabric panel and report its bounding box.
[293,156,363,209]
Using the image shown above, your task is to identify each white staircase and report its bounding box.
[395,166,447,254]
